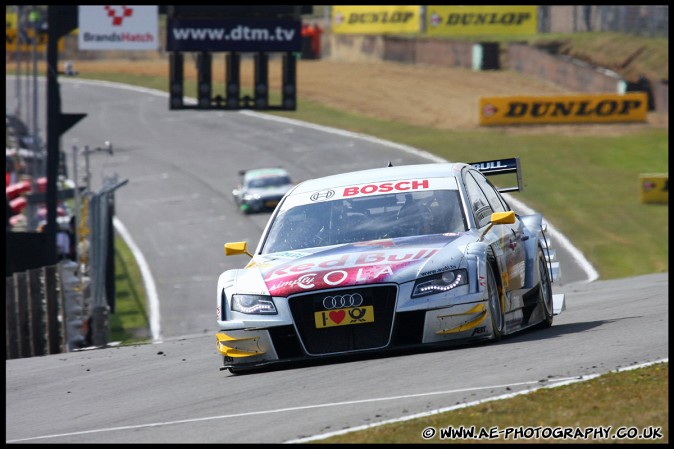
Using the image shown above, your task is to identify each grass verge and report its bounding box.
[110,234,151,345]
[314,362,668,444]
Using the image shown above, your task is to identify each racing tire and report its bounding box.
[537,247,554,329]
[486,262,504,340]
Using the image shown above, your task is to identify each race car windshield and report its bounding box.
[262,189,466,253]
[247,176,291,189]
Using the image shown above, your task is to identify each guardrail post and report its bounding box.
[44,265,66,354]
[6,276,20,359]
[27,267,47,356]
[15,272,31,358]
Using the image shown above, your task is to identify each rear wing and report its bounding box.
[469,157,523,193]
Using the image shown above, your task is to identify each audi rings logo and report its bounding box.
[322,293,364,309]
[310,190,335,202]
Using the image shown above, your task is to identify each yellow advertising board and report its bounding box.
[332,5,421,34]
[6,12,65,52]
[6,12,18,30]
[6,29,65,53]
[426,5,537,36]
[479,93,648,126]
[640,174,668,204]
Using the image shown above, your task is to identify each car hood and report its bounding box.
[238,233,472,297]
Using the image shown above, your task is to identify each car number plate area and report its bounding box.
[314,306,374,328]
[264,200,279,208]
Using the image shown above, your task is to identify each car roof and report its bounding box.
[290,162,467,195]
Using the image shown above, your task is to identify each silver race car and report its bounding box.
[216,158,565,373]
[232,167,294,214]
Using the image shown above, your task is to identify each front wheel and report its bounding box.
[487,262,504,340]
[537,248,554,329]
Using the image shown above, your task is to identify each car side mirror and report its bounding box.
[224,241,252,258]
[478,211,515,241]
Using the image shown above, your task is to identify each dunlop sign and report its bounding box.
[639,174,668,204]
[332,5,421,34]
[426,5,537,36]
[479,93,648,126]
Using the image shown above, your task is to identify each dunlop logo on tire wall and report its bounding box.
[479,93,648,126]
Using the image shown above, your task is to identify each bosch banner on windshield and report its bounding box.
[167,18,301,52]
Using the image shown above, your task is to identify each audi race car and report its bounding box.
[232,168,294,214]
[216,158,566,373]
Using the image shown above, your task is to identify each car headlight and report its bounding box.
[242,193,261,201]
[231,294,277,314]
[412,269,468,298]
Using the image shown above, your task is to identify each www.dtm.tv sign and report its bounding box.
[78,6,158,50]
[167,18,302,52]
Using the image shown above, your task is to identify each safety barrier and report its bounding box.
[5,264,66,359]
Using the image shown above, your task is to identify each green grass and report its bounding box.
[110,234,151,345]
[314,362,668,444]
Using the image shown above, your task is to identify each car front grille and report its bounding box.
[288,285,397,356]
[262,195,284,209]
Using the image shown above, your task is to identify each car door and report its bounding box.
[463,169,526,291]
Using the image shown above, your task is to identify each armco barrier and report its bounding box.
[6,265,67,359]
[5,261,92,359]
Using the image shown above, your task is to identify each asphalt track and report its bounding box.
[5,78,668,443]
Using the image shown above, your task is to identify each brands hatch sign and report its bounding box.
[78,5,158,50]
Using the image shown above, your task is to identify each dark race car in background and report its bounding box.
[217,158,565,374]
[232,167,294,214]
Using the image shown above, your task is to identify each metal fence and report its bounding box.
[87,175,128,347]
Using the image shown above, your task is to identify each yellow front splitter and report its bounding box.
[216,332,265,358]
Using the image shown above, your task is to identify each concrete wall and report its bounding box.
[415,38,474,69]
[507,43,623,93]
